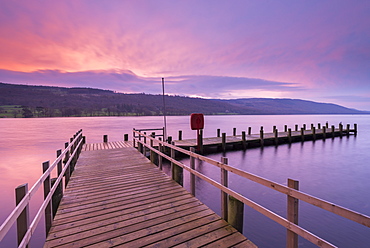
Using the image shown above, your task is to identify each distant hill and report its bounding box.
[0,82,368,117]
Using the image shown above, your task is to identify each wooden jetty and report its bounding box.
[173,123,357,153]
[43,143,255,247]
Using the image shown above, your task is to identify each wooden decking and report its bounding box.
[44,142,256,247]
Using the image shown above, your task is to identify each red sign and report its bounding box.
[190,113,204,130]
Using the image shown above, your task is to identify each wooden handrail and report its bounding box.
[0,130,83,247]
[133,129,370,247]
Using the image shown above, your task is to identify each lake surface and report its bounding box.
[0,115,369,247]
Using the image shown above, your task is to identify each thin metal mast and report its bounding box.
[162,78,167,141]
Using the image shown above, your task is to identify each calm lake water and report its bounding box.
[0,115,369,247]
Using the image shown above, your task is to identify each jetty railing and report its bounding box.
[0,130,84,248]
[133,128,369,248]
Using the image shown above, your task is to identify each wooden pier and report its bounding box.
[173,124,357,153]
[43,142,255,247]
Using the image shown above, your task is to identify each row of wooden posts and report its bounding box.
[11,130,85,247]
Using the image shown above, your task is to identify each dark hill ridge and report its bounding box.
[0,82,368,117]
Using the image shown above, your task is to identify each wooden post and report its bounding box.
[51,178,62,218]
[260,127,264,147]
[150,133,156,165]
[16,183,29,247]
[339,123,343,137]
[124,134,128,141]
[284,125,288,132]
[242,131,246,150]
[158,138,163,170]
[190,147,196,196]
[82,136,86,144]
[64,142,70,187]
[57,149,63,189]
[346,124,350,136]
[354,123,358,134]
[331,125,335,138]
[248,127,251,135]
[103,135,108,143]
[288,128,292,143]
[303,124,306,130]
[228,195,244,233]
[199,129,204,154]
[222,133,226,152]
[221,157,228,221]
[287,179,299,248]
[318,123,321,129]
[171,142,183,186]
[178,130,182,140]
[295,124,298,131]
[312,127,316,141]
[273,126,276,132]
[311,123,314,130]
[233,127,236,136]
[300,128,304,141]
[274,129,278,145]
[217,128,221,137]
[323,126,326,139]
[167,136,172,154]
[43,161,52,236]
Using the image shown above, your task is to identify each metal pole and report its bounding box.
[162,78,167,141]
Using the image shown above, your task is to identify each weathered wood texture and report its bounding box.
[44,144,255,247]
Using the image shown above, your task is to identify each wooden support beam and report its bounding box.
[43,161,52,236]
[190,147,196,196]
[287,179,299,248]
[221,157,228,221]
[16,183,29,248]
[228,195,244,233]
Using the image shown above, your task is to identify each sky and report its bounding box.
[0,0,369,110]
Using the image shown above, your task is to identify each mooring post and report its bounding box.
[56,149,63,190]
[274,129,278,145]
[339,123,343,137]
[103,135,108,143]
[43,161,52,236]
[15,183,29,247]
[303,124,306,130]
[260,127,264,147]
[222,133,226,152]
[311,123,314,130]
[158,138,163,170]
[242,131,246,150]
[233,127,236,136]
[273,126,276,132]
[326,122,329,128]
[300,128,305,141]
[287,179,299,248]
[284,125,288,132]
[228,195,244,233]
[217,128,221,138]
[190,147,196,196]
[323,126,326,139]
[354,123,358,135]
[150,133,157,165]
[346,124,350,136]
[167,136,172,154]
[64,142,70,187]
[295,124,298,131]
[178,130,182,140]
[248,127,251,135]
[51,178,62,218]
[288,128,292,143]
[312,127,316,141]
[124,134,128,141]
[221,157,228,221]
[331,125,335,138]
[171,141,183,186]
[199,129,204,154]
[318,123,321,129]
